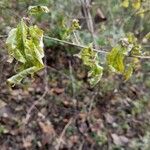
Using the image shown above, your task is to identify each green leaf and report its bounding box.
[107,33,141,80]
[126,32,137,44]
[107,45,126,73]
[126,33,142,56]
[79,46,97,67]
[124,65,133,81]
[76,45,103,86]
[70,19,81,31]
[130,45,142,56]
[6,20,45,85]
[88,63,103,86]
[6,21,27,63]
[28,25,44,59]
[7,66,39,85]
[145,32,150,40]
[0,125,6,134]
[28,6,49,15]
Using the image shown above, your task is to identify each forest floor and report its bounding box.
[0,45,150,150]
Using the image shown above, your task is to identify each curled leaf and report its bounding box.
[126,33,142,56]
[107,45,126,73]
[124,65,133,81]
[7,66,39,85]
[145,32,150,40]
[107,32,142,81]
[70,19,81,31]
[28,6,49,15]
[6,20,44,85]
[88,63,103,86]
[76,45,103,86]
[79,45,97,67]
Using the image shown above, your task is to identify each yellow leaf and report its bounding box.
[132,0,141,10]
[137,8,145,18]
[107,45,126,74]
[122,0,129,8]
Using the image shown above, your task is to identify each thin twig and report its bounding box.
[88,92,98,113]
[56,118,73,150]
[44,35,108,54]
[24,53,48,125]
[80,0,98,49]
[44,50,49,92]
[69,61,76,98]
[136,9,150,15]
[1,34,150,59]
[0,35,7,38]
[131,55,150,59]
[79,140,85,150]
[24,88,48,125]
[46,65,70,79]
[44,36,150,59]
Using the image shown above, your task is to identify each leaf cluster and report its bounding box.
[121,0,149,18]
[6,19,45,85]
[77,45,103,86]
[107,33,142,81]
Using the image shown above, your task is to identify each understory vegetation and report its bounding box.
[0,0,150,149]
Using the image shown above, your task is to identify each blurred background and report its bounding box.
[0,0,150,149]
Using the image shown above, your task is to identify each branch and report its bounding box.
[44,36,150,59]
[44,35,107,54]
[56,118,73,150]
[0,35,7,38]
[136,9,150,15]
[131,55,150,59]
[1,34,150,59]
